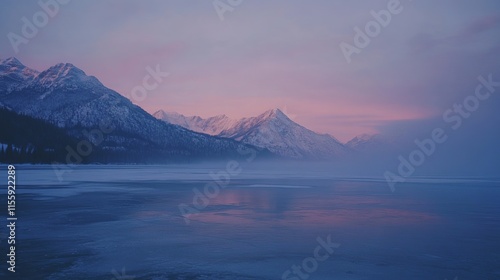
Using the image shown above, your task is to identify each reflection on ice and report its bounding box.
[3,165,500,280]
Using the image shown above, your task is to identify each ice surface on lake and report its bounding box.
[1,165,500,279]
[235,184,312,188]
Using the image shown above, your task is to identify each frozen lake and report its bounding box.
[1,164,500,279]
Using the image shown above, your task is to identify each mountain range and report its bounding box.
[0,57,264,163]
[154,109,349,159]
[0,57,383,163]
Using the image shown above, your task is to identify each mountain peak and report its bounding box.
[35,62,102,90]
[153,109,167,116]
[260,108,289,121]
[153,108,347,159]
[0,57,39,93]
[346,133,386,151]
[210,114,229,120]
[0,57,24,67]
[153,110,183,118]
[48,62,86,78]
[268,108,284,115]
[217,108,346,159]
[353,133,376,142]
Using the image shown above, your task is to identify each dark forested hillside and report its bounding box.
[0,107,82,163]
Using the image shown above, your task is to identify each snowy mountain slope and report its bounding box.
[0,58,262,160]
[153,110,238,135]
[155,108,348,159]
[0,101,10,110]
[0,57,39,95]
[219,109,348,159]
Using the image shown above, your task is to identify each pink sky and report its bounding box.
[2,1,499,142]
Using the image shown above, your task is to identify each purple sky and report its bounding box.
[1,0,499,141]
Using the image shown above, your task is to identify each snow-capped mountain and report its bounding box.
[346,133,387,152]
[34,62,103,92]
[0,58,260,160]
[155,108,348,159]
[153,110,238,135]
[219,109,348,159]
[0,57,39,94]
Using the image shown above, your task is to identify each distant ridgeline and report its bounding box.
[2,57,382,163]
